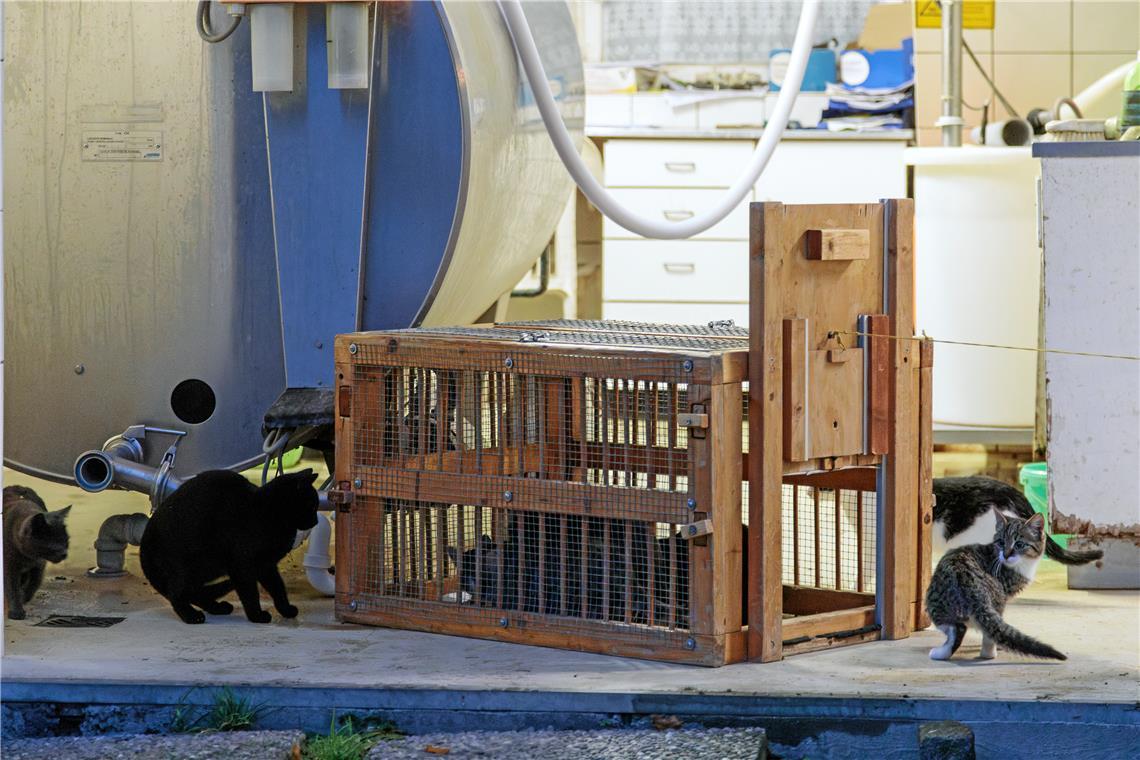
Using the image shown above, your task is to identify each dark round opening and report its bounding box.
[171,379,217,424]
[78,456,111,489]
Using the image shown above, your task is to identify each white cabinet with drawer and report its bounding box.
[603,241,748,302]
[602,189,751,241]
[597,129,910,326]
[604,139,754,188]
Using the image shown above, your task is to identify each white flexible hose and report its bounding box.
[498,0,821,240]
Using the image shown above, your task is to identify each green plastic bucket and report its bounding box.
[1019,462,1068,548]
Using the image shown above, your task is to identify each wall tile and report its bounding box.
[914,25,994,53]
[1073,0,1140,52]
[994,0,1073,53]
[915,51,996,129]
[993,53,1074,116]
[1074,52,1138,116]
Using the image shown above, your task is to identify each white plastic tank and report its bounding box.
[906,147,1041,433]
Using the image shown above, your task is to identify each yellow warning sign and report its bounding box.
[915,0,995,29]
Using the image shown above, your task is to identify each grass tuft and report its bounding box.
[303,715,404,760]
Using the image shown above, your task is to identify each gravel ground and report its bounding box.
[366,728,767,759]
[1,730,306,760]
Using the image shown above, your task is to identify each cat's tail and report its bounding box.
[973,604,1066,660]
[1045,537,1103,566]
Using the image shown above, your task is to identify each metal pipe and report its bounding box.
[510,243,551,299]
[73,449,184,505]
[89,513,150,578]
[303,512,336,596]
[939,0,964,147]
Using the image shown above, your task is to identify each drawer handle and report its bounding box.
[664,161,697,173]
[662,210,695,221]
[663,262,696,274]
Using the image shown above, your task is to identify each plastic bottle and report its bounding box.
[1123,53,1140,128]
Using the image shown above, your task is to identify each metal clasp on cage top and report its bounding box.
[327,480,355,512]
[707,319,735,329]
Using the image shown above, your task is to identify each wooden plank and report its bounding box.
[882,197,919,641]
[782,585,875,616]
[804,228,870,261]
[916,338,935,631]
[782,467,877,492]
[782,318,808,461]
[866,314,891,455]
[337,606,732,667]
[687,384,713,635]
[360,468,692,524]
[747,201,785,663]
[780,605,876,641]
[338,333,724,385]
[782,625,880,656]
[710,382,744,636]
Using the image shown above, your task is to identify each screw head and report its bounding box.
[353,478,363,488]
[314,340,324,349]
[73,364,85,375]
[686,498,696,510]
[684,637,696,650]
[503,490,513,503]
[682,359,694,372]
[688,525,698,536]
[499,617,509,628]
[348,343,358,355]
[504,357,514,369]
[349,600,359,611]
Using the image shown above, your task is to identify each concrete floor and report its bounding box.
[3,466,1137,706]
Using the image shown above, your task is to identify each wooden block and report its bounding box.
[804,228,870,261]
[710,382,743,636]
[782,585,876,616]
[682,519,714,539]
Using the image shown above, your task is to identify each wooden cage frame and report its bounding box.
[331,199,932,665]
[747,199,932,661]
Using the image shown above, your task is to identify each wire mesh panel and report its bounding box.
[780,482,877,595]
[334,326,746,665]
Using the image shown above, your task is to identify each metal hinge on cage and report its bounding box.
[327,481,355,513]
[678,404,709,438]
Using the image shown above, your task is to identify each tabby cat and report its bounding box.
[3,485,70,620]
[925,509,1065,661]
[139,469,319,624]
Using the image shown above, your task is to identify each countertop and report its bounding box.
[587,127,915,141]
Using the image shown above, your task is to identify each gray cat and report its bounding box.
[3,485,71,620]
[925,509,1065,661]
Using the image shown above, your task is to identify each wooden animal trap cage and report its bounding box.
[331,199,932,665]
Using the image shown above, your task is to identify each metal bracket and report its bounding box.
[679,404,709,438]
[328,480,355,512]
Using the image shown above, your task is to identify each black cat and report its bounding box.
[3,485,70,620]
[140,469,319,624]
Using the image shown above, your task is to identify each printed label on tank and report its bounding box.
[81,130,163,162]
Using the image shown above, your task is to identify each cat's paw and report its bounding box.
[928,646,952,661]
[7,608,26,621]
[179,609,206,625]
[977,648,996,660]
[247,609,272,624]
[277,603,299,619]
[204,601,233,615]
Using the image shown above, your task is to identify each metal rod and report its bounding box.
[939,0,964,146]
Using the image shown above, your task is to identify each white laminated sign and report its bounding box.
[82,130,163,162]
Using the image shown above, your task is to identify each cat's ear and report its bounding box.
[27,512,49,534]
[298,468,318,484]
[446,546,459,566]
[1026,512,1045,534]
[991,506,1007,527]
[51,505,72,522]
[480,534,495,551]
